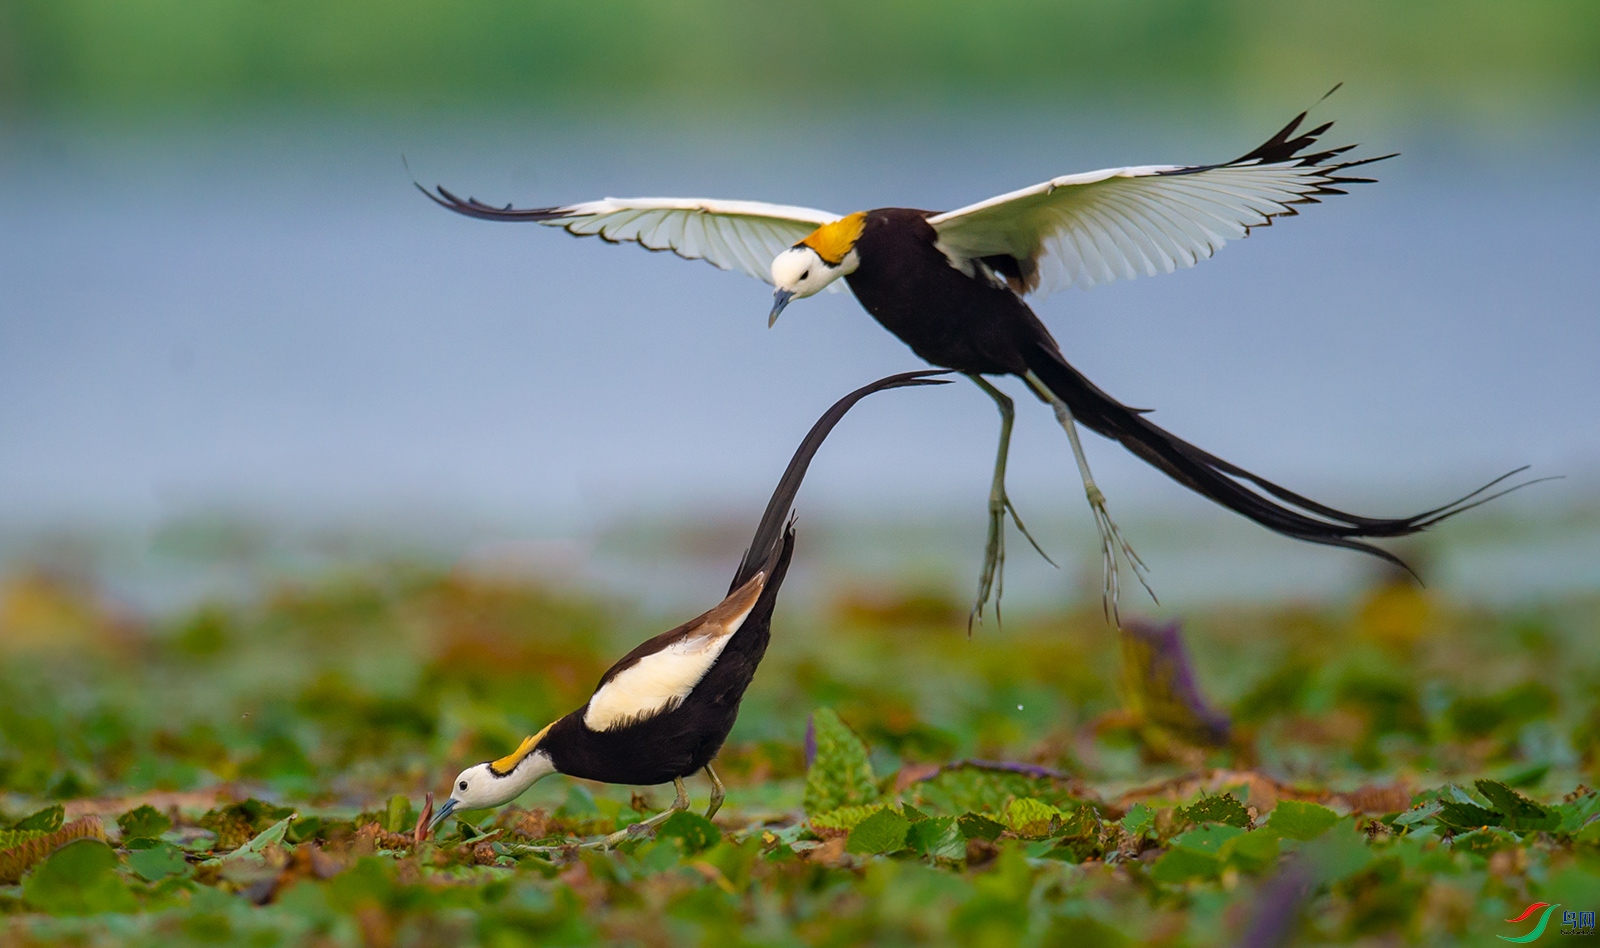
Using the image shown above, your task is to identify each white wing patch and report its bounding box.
[929,160,1364,298]
[423,187,840,286]
[582,573,766,732]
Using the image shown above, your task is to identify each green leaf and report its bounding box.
[1452,826,1517,857]
[382,794,416,834]
[1392,801,1443,827]
[1436,794,1502,830]
[1046,914,1133,947]
[1150,845,1220,883]
[802,708,879,816]
[655,810,720,854]
[1169,823,1245,855]
[0,828,46,851]
[846,808,910,854]
[905,817,965,861]
[21,839,137,915]
[810,804,887,832]
[1267,801,1340,841]
[126,841,191,882]
[14,805,64,833]
[957,813,1006,842]
[204,814,296,865]
[1001,798,1062,839]
[911,766,1079,816]
[1557,790,1600,834]
[1120,803,1155,838]
[1179,793,1251,828]
[1474,780,1560,832]
[116,805,172,841]
[197,799,294,851]
[1298,823,1376,886]
[1221,828,1280,872]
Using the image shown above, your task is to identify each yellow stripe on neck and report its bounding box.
[800,212,866,266]
[490,723,552,776]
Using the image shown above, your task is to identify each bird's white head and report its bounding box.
[429,727,557,832]
[768,212,866,326]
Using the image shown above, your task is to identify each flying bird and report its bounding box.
[420,100,1526,622]
[428,370,948,845]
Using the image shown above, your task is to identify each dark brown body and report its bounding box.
[531,371,947,788]
[540,534,791,787]
[842,208,1502,564]
[848,208,1044,377]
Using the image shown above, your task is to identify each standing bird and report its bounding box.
[428,370,948,844]
[420,102,1525,622]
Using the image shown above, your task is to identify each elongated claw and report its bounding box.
[1022,369,1158,626]
[579,776,691,850]
[1085,487,1157,627]
[968,375,1057,631]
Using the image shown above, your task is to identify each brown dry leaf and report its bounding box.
[0,816,108,884]
[1338,780,1413,815]
[803,836,849,866]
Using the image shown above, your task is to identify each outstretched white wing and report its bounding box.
[420,186,840,285]
[928,113,1389,297]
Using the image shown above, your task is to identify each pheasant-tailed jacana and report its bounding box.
[428,370,948,845]
[421,103,1528,623]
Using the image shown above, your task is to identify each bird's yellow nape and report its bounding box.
[800,212,867,266]
[489,723,552,776]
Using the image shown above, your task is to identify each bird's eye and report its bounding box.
[800,270,810,280]
[458,780,468,791]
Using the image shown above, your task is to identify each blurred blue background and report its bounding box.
[2,1,1597,613]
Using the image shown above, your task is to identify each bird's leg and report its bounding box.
[1022,371,1156,625]
[703,764,726,820]
[583,776,691,850]
[967,375,1054,631]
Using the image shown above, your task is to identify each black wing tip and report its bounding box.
[410,177,568,222]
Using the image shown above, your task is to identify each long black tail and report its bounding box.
[730,370,952,591]
[1021,342,1531,573]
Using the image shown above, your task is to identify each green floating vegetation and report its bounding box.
[0,561,1598,943]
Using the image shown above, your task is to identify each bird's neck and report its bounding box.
[495,749,557,803]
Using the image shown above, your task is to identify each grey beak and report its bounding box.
[768,289,795,327]
[427,798,458,832]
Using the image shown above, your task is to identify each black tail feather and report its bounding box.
[730,370,952,591]
[1021,343,1534,574]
